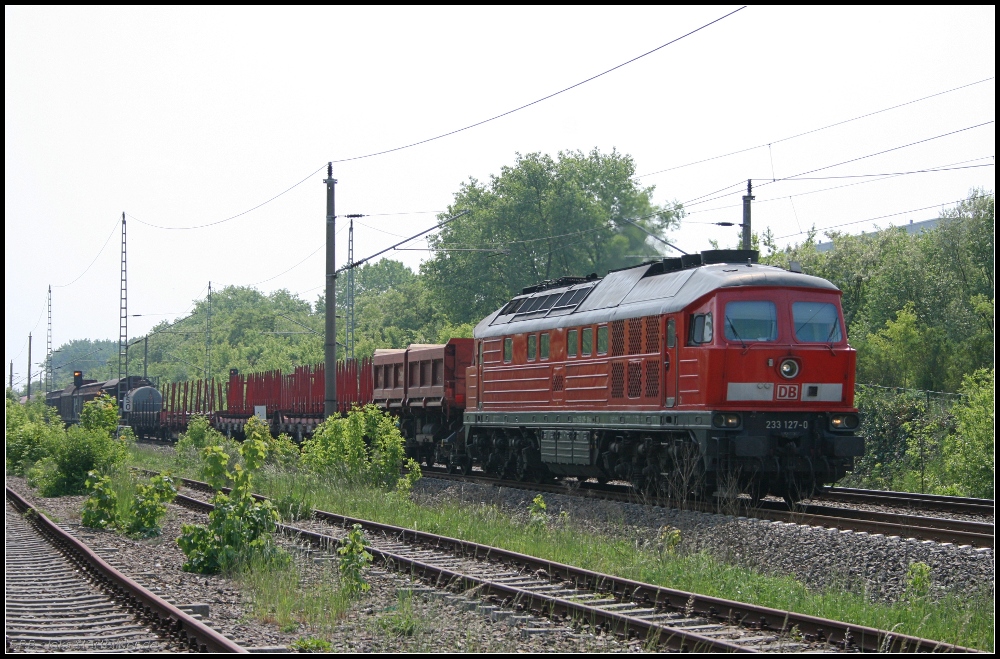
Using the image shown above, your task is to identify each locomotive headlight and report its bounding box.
[713,413,741,428]
[779,358,799,379]
[830,414,860,430]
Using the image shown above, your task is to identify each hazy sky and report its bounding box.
[5,5,995,386]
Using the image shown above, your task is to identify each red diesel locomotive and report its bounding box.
[452,249,863,501]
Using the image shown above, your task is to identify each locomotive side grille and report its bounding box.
[552,374,565,392]
[611,320,626,356]
[627,318,642,355]
[627,361,642,398]
[644,316,660,353]
[645,359,660,398]
[610,361,625,398]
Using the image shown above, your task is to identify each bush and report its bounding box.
[301,405,417,489]
[178,431,283,574]
[81,471,118,529]
[125,472,177,537]
[5,397,63,475]
[80,394,119,435]
[81,470,177,537]
[29,423,127,497]
[945,369,995,498]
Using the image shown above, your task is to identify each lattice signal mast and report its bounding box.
[346,215,355,360]
[118,213,128,405]
[46,285,53,392]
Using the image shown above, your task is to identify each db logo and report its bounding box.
[776,384,799,400]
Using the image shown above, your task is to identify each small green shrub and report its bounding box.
[528,494,547,528]
[5,397,63,475]
[274,492,313,522]
[301,405,414,489]
[289,637,332,652]
[266,432,301,469]
[125,472,177,537]
[659,526,682,554]
[178,432,283,574]
[81,471,118,530]
[338,523,373,596]
[80,394,119,435]
[906,561,932,601]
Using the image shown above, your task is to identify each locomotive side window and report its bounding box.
[503,337,513,363]
[793,302,843,342]
[567,329,578,357]
[597,325,608,354]
[527,334,537,361]
[582,327,593,356]
[666,318,676,348]
[540,333,550,359]
[477,341,483,365]
[724,301,777,342]
[689,313,713,344]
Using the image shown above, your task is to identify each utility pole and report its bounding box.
[46,285,53,392]
[346,215,356,361]
[9,361,13,391]
[118,212,128,407]
[144,335,149,380]
[323,163,338,418]
[741,179,754,251]
[205,281,212,381]
[26,333,32,399]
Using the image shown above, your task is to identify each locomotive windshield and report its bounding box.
[793,301,843,342]
[724,301,777,342]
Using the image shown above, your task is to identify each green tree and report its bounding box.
[422,149,681,324]
[944,369,994,498]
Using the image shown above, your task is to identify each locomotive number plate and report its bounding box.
[765,419,809,430]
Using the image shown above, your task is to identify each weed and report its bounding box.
[528,494,547,528]
[658,526,682,555]
[905,561,932,601]
[376,590,422,637]
[81,471,118,530]
[338,524,373,596]
[125,472,177,537]
[289,637,332,652]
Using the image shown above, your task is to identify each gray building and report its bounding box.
[815,217,942,252]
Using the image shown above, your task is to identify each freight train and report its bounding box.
[45,250,863,501]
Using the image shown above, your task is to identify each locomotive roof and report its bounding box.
[474,255,839,339]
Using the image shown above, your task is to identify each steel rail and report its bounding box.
[819,487,994,516]
[5,486,246,654]
[168,476,976,653]
[418,469,994,548]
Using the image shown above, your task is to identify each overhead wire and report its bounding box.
[682,121,995,208]
[328,6,747,164]
[52,215,121,288]
[126,163,327,231]
[683,157,995,216]
[637,76,995,178]
[774,193,995,240]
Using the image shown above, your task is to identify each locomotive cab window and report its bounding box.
[567,329,578,357]
[666,318,676,348]
[582,327,593,356]
[724,301,777,343]
[597,325,608,354]
[527,334,537,361]
[540,333,550,359]
[689,313,713,344]
[793,302,843,342]
[503,337,513,363]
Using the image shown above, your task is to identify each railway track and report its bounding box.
[417,468,994,548]
[4,486,244,654]
[170,474,974,653]
[816,487,994,517]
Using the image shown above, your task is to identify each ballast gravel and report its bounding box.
[412,476,995,604]
[5,476,637,653]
